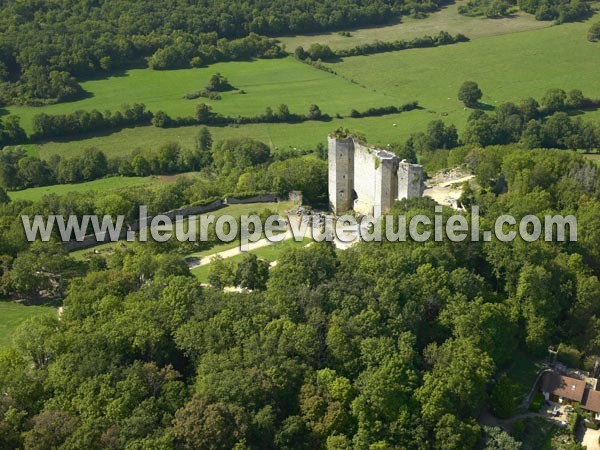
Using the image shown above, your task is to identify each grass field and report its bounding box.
[8,57,391,136]
[8,9,600,161]
[0,302,57,349]
[278,1,550,50]
[35,113,428,159]
[8,175,166,202]
[191,237,311,283]
[323,17,600,134]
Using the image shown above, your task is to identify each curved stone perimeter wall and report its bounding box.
[64,194,282,251]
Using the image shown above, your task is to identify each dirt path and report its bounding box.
[478,407,544,432]
[188,232,299,269]
[187,216,360,269]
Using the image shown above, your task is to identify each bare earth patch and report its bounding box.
[424,167,474,209]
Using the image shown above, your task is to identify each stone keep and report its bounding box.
[328,135,424,216]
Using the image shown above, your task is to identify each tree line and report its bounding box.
[25,99,417,141]
[399,87,600,164]
[461,88,600,150]
[31,104,152,140]
[0,115,26,148]
[0,131,329,209]
[157,103,331,128]
[0,0,453,105]
[349,102,419,118]
[294,31,469,62]
[459,0,592,22]
[0,128,213,190]
[146,33,286,71]
[518,0,592,22]
[150,101,418,127]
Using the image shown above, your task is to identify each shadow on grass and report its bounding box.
[567,104,600,117]
[78,64,143,83]
[59,89,95,104]
[0,107,8,117]
[476,102,496,111]
[485,13,521,19]
[31,126,138,145]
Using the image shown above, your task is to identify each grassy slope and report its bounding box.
[22,15,599,159]
[278,1,550,50]
[8,175,163,202]
[0,302,57,349]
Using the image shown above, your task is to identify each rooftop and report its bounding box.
[541,372,587,402]
[582,389,600,413]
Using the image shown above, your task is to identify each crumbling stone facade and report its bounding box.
[328,134,424,216]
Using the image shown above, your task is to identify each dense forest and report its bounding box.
[0,137,599,448]
[0,0,451,105]
[458,0,591,21]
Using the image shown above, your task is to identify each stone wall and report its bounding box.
[64,199,226,251]
[377,156,399,216]
[328,135,424,216]
[353,142,377,215]
[224,194,279,204]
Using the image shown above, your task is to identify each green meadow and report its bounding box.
[8,57,391,135]
[8,175,164,202]
[4,8,600,161]
[35,114,427,160]
[322,18,600,132]
[0,302,57,349]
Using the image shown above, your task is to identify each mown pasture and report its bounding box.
[7,57,391,135]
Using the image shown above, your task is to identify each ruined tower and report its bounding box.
[328,134,424,216]
[397,160,424,201]
[328,135,354,214]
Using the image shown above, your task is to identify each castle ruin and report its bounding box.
[328,134,424,217]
